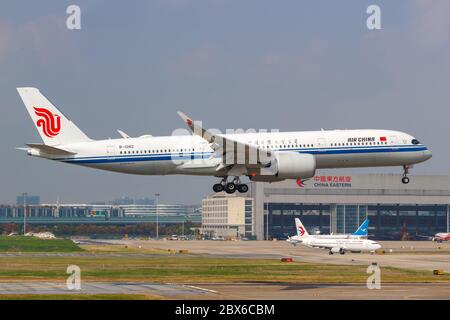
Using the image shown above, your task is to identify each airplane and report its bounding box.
[417,232,450,242]
[433,233,450,242]
[287,218,370,245]
[288,218,381,255]
[16,87,432,193]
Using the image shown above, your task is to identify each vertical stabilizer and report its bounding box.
[295,218,309,238]
[17,87,91,146]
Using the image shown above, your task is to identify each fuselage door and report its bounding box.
[107,145,116,157]
[389,136,398,145]
[317,138,327,151]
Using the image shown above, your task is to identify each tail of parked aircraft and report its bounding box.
[295,218,309,238]
[353,219,369,236]
[17,87,91,146]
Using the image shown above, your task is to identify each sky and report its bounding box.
[0,0,449,205]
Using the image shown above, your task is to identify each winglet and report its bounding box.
[117,130,130,139]
[177,111,195,130]
[177,111,213,143]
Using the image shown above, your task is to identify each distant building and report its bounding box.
[16,195,40,205]
[110,196,155,206]
[0,203,201,225]
[201,193,253,239]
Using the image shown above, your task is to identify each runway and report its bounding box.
[0,281,211,297]
[103,240,450,273]
[0,240,447,300]
[0,281,447,300]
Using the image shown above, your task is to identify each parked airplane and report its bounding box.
[288,218,381,254]
[287,218,370,245]
[417,232,450,242]
[17,87,432,193]
[433,233,450,242]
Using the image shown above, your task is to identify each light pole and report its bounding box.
[155,193,160,240]
[22,193,28,235]
[182,214,187,238]
[265,200,269,241]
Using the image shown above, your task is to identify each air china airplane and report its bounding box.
[17,87,432,194]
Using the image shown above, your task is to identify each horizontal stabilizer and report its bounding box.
[26,143,76,155]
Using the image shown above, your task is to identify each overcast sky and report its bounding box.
[1,0,449,205]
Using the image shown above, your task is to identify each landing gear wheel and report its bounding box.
[225,182,236,194]
[401,165,411,184]
[237,184,249,193]
[329,251,334,255]
[339,248,345,255]
[213,183,224,193]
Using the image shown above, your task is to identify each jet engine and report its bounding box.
[271,152,316,179]
[330,247,345,255]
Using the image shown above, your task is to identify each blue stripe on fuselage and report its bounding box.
[58,145,428,165]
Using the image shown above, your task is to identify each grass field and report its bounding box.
[0,253,448,283]
[0,236,82,252]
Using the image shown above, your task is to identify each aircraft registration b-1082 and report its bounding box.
[17,87,432,193]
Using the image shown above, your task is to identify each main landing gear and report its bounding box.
[402,165,411,184]
[212,177,249,194]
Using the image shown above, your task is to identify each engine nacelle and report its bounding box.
[272,152,316,179]
[330,247,341,254]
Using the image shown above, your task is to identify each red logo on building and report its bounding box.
[34,107,61,138]
[296,179,309,188]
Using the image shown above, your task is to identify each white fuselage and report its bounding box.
[298,237,381,253]
[288,234,365,245]
[32,129,431,177]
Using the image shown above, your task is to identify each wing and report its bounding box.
[177,111,272,172]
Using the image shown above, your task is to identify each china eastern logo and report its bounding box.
[297,176,352,188]
[297,225,306,236]
[296,178,309,188]
[34,107,61,138]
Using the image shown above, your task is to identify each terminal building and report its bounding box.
[249,174,450,240]
[201,174,450,240]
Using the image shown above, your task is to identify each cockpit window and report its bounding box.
[411,139,420,145]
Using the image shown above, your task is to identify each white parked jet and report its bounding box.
[17,87,432,193]
[287,218,370,246]
[288,218,381,255]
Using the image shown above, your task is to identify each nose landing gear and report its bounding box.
[212,177,249,194]
[401,165,411,184]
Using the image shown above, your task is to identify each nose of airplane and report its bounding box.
[423,149,432,160]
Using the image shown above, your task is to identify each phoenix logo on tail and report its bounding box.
[297,225,305,236]
[33,107,61,138]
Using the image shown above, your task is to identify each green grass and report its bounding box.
[0,254,447,283]
[0,236,82,252]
